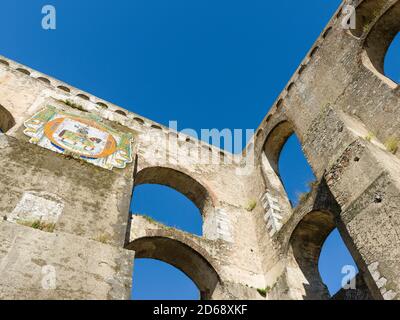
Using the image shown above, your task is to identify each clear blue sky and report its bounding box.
[1,0,398,299]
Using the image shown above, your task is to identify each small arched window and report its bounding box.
[0,59,9,66]
[96,102,108,109]
[115,109,127,116]
[151,124,162,130]
[77,93,90,101]
[57,85,71,93]
[16,68,30,75]
[37,77,51,85]
[133,117,145,125]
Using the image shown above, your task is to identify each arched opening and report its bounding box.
[131,184,202,235]
[363,1,400,84]
[132,259,199,300]
[384,32,400,83]
[319,228,358,296]
[289,209,373,300]
[127,236,220,300]
[0,105,15,133]
[278,134,315,207]
[129,167,215,300]
[263,121,294,175]
[264,122,372,299]
[262,121,315,207]
[134,166,213,215]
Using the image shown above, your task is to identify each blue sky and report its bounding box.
[1,0,398,299]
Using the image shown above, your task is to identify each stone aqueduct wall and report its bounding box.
[0,0,399,300]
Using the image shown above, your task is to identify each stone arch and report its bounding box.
[351,0,389,38]
[362,1,400,84]
[289,210,337,299]
[126,235,221,299]
[287,194,378,301]
[134,166,215,216]
[283,177,379,300]
[263,120,295,174]
[0,104,16,133]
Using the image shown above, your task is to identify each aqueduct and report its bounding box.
[0,0,400,299]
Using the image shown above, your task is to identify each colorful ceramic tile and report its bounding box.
[24,105,133,170]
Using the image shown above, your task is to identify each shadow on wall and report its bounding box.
[0,104,15,133]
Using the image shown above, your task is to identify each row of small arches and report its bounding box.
[255,7,399,144]
[0,58,136,121]
[0,57,226,156]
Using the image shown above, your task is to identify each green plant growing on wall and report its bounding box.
[95,233,111,244]
[137,214,157,224]
[307,180,318,190]
[296,191,310,206]
[63,99,86,112]
[296,179,318,206]
[385,137,399,154]
[245,199,257,212]
[17,220,56,233]
[365,132,374,142]
[257,286,271,298]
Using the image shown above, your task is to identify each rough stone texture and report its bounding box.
[0,221,134,300]
[0,0,399,300]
